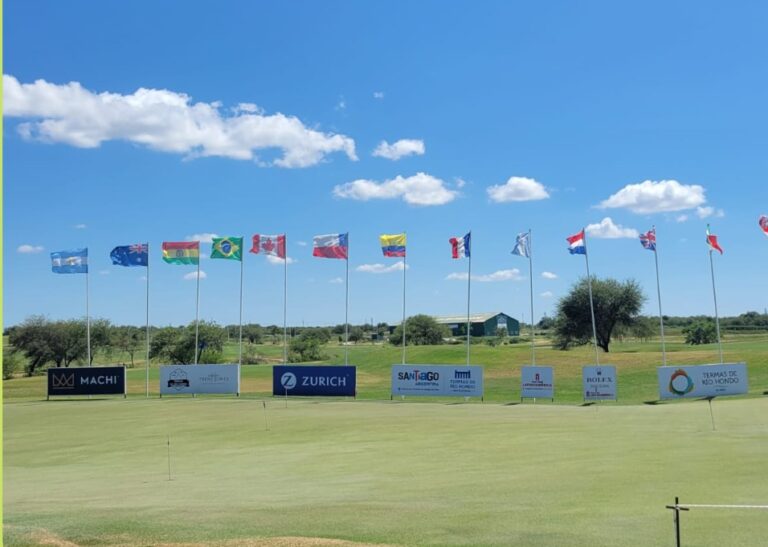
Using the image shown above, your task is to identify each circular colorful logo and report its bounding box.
[668,369,694,396]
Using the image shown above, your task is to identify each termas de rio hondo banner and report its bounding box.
[657,363,748,400]
[47,366,126,397]
[160,364,240,395]
[391,365,483,398]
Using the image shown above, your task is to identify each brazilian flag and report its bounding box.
[211,237,243,261]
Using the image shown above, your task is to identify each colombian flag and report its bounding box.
[162,241,200,265]
[380,233,406,257]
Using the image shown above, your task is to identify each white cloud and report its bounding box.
[329,277,343,284]
[183,271,207,280]
[373,91,385,99]
[541,271,558,279]
[598,180,706,214]
[74,223,87,229]
[540,291,554,298]
[99,270,110,275]
[487,176,550,203]
[335,96,347,111]
[266,255,296,265]
[296,241,308,247]
[372,139,425,160]
[446,268,523,282]
[675,214,689,223]
[454,177,467,189]
[696,206,725,219]
[17,244,44,254]
[356,262,407,274]
[585,217,639,239]
[333,172,457,206]
[4,74,357,168]
[186,233,218,243]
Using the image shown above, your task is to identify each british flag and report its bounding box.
[639,228,656,251]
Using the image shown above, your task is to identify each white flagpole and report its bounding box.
[194,256,200,365]
[466,232,472,366]
[344,234,350,366]
[283,235,288,364]
[401,236,407,365]
[238,250,244,366]
[146,243,151,397]
[652,229,667,366]
[582,230,600,365]
[528,230,536,366]
[86,263,91,367]
[709,249,724,364]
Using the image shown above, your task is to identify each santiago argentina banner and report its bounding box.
[520,366,554,399]
[273,365,356,396]
[160,364,240,395]
[583,366,617,401]
[391,365,484,398]
[658,363,748,400]
[47,366,126,397]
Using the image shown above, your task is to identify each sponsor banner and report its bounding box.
[521,366,554,399]
[391,365,484,397]
[273,365,356,397]
[658,363,748,400]
[160,364,240,395]
[47,366,126,397]
[583,365,617,401]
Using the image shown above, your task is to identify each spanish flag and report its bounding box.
[162,241,200,265]
[380,233,406,257]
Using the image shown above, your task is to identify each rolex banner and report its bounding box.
[582,365,617,401]
[47,367,126,397]
[657,363,748,400]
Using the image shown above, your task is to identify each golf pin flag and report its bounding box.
[511,232,530,258]
[566,230,586,255]
[110,243,148,267]
[380,233,406,257]
[211,236,243,261]
[51,248,88,273]
[759,215,768,237]
[449,233,471,258]
[706,224,723,254]
[639,228,656,251]
[251,234,286,258]
[162,241,200,265]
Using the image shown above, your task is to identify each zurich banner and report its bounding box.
[391,365,484,398]
[47,366,126,397]
[273,365,356,397]
[160,364,240,395]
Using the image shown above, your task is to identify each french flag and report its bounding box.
[449,233,471,259]
[313,233,348,259]
[567,230,586,255]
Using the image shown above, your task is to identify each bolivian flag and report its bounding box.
[162,241,200,265]
[211,236,243,261]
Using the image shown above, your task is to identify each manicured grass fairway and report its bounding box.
[4,397,768,546]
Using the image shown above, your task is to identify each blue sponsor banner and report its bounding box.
[47,366,126,397]
[273,365,356,397]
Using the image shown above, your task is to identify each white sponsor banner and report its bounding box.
[582,365,617,401]
[160,364,240,395]
[391,365,484,397]
[521,366,554,399]
[658,363,748,400]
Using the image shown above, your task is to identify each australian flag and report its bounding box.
[639,229,656,251]
[110,243,149,267]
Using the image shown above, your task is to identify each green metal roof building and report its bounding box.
[433,312,520,337]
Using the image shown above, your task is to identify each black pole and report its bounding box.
[665,496,689,547]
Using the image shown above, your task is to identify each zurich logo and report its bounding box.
[280,372,297,390]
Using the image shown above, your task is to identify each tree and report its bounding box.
[288,329,329,362]
[348,326,364,343]
[390,315,449,346]
[111,325,144,367]
[682,321,717,345]
[150,321,226,364]
[241,324,263,344]
[553,277,645,352]
[630,316,657,342]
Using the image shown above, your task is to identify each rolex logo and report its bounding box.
[52,372,75,389]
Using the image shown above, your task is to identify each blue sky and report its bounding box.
[4,1,768,328]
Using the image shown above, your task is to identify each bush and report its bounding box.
[683,321,718,345]
[3,350,22,380]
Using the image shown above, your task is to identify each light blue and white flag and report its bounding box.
[511,232,531,258]
[51,249,88,274]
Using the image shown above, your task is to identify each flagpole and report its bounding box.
[344,234,350,366]
[652,229,667,366]
[528,229,536,366]
[401,236,407,365]
[86,264,91,367]
[238,251,244,366]
[466,231,472,366]
[283,235,288,365]
[709,249,724,364]
[194,256,200,365]
[146,243,151,397]
[582,229,600,365]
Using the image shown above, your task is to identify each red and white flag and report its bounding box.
[250,234,286,258]
[706,225,723,255]
[759,215,768,237]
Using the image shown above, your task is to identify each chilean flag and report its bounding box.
[449,233,471,258]
[313,233,348,259]
[567,230,586,255]
[759,215,768,237]
[706,225,723,254]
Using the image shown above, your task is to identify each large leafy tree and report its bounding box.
[150,321,226,364]
[553,278,645,352]
[390,314,450,346]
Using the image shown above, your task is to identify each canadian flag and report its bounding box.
[250,234,286,258]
